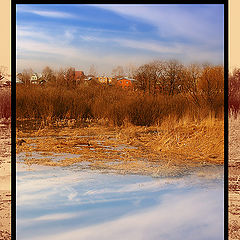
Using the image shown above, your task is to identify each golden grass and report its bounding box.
[16,83,223,127]
[17,116,224,176]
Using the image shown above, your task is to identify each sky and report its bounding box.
[0,0,11,77]
[17,4,224,76]
[229,0,240,72]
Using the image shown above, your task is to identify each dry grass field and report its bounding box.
[16,71,224,176]
[16,115,223,177]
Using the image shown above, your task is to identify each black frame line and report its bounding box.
[11,1,17,240]
[12,1,228,240]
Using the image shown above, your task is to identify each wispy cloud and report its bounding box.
[17,5,76,19]
[17,27,222,75]
[32,213,79,222]
[92,4,223,45]
[115,38,182,54]
[31,10,75,18]
[17,4,224,74]
[17,26,53,42]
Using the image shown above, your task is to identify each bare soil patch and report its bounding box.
[0,122,11,239]
[229,115,240,240]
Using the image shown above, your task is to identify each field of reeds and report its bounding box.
[0,87,11,122]
[16,63,225,174]
[16,83,223,128]
[16,61,224,128]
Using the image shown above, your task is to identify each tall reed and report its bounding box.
[16,83,223,127]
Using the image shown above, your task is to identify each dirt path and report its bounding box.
[229,115,240,240]
[0,123,11,240]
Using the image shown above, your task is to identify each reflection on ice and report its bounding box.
[17,164,223,240]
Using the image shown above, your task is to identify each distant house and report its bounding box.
[116,77,137,89]
[16,73,23,84]
[74,71,84,82]
[97,76,112,85]
[82,76,95,85]
[30,73,41,84]
[0,73,11,87]
[0,79,11,87]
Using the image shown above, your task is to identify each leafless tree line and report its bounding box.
[18,60,224,112]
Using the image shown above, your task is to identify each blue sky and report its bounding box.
[17,4,224,75]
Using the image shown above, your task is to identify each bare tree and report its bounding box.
[55,68,66,86]
[18,68,34,85]
[198,65,224,112]
[125,63,137,78]
[65,67,76,88]
[112,65,124,78]
[161,60,184,96]
[42,66,56,84]
[0,66,10,81]
[229,68,240,116]
[181,63,202,106]
[88,64,97,77]
[134,61,164,94]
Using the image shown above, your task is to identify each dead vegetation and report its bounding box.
[16,61,224,176]
[17,115,223,177]
[0,88,11,121]
[17,62,224,127]
[229,68,240,117]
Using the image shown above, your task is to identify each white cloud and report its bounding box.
[115,38,182,54]
[16,36,149,74]
[31,10,75,18]
[22,188,223,240]
[17,27,53,42]
[16,5,223,75]
[92,4,223,46]
[17,5,76,19]
[33,213,78,222]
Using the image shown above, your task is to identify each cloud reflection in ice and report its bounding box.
[17,164,223,240]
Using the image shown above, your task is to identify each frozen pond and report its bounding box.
[17,163,224,240]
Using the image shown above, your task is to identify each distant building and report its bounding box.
[0,73,11,87]
[85,76,93,81]
[74,71,84,81]
[82,76,95,85]
[116,77,137,89]
[30,73,42,84]
[0,78,11,87]
[97,76,112,84]
[16,73,22,84]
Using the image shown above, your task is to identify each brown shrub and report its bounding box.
[16,63,224,127]
[229,68,240,117]
[0,88,11,119]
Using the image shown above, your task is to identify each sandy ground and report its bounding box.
[229,115,240,239]
[0,123,11,239]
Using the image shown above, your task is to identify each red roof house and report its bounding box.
[116,77,137,89]
[74,71,84,81]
